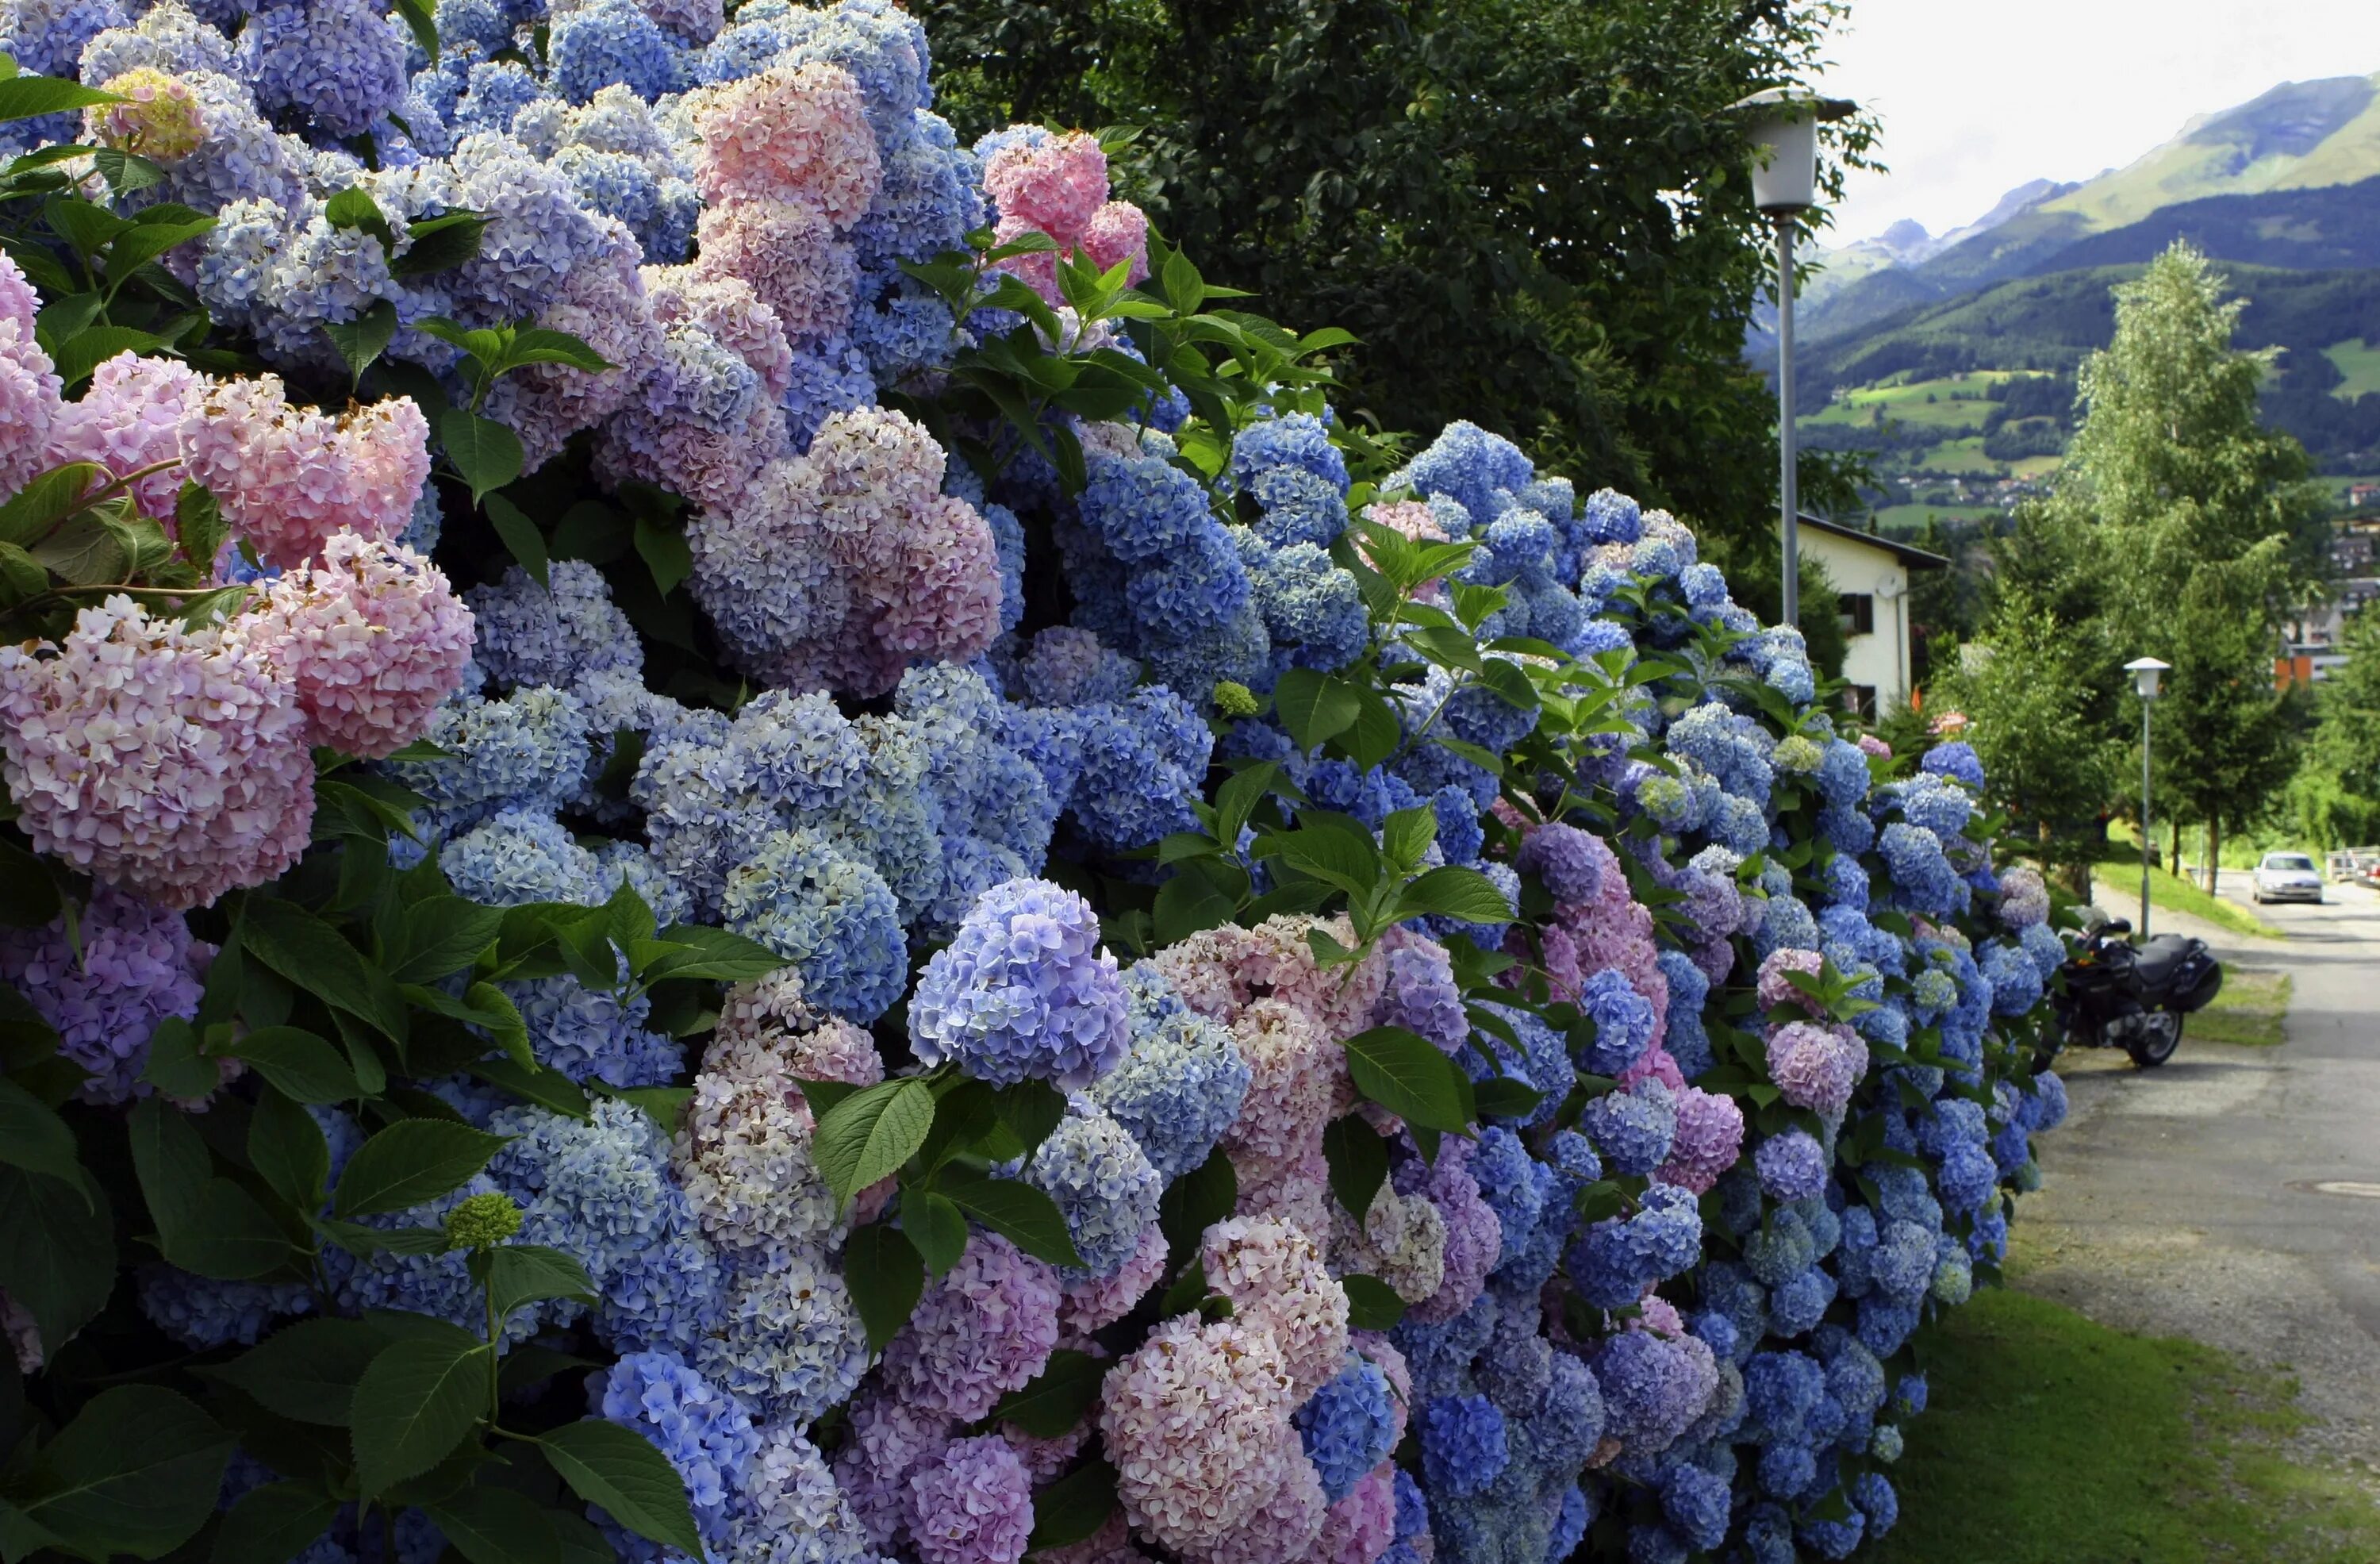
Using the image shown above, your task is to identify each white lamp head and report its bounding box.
[1729,88,1857,215]
[2123,656,2171,700]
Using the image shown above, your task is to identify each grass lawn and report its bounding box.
[2099,827,2286,940]
[2190,967,2291,1047]
[2323,339,2380,401]
[1871,502,2005,532]
[1870,1281,2380,1563]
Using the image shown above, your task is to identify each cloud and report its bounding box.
[1811,0,2379,244]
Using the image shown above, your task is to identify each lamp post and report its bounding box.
[2125,656,2171,937]
[1732,88,1856,632]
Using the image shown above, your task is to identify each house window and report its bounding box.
[1843,684,1878,719]
[1838,593,1875,636]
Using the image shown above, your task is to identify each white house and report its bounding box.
[1783,513,1948,718]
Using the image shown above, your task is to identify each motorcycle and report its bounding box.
[2047,916,2225,1068]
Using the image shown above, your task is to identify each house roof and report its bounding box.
[1787,511,1952,571]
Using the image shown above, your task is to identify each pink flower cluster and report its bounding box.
[1098,1315,1299,1555]
[686,405,1002,696]
[879,1232,1061,1420]
[983,131,1150,304]
[43,353,200,520]
[1200,1218,1349,1397]
[672,968,886,1266]
[253,532,474,759]
[1754,947,1825,1015]
[1653,1084,1745,1194]
[180,375,431,567]
[0,254,63,496]
[691,61,881,223]
[1510,820,1671,1035]
[1765,1020,1870,1120]
[0,597,313,909]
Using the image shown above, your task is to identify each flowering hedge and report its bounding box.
[0,5,2070,1562]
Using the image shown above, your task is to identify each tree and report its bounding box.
[917,0,1875,552]
[1936,589,2117,897]
[1998,244,2328,886]
[2287,609,2380,847]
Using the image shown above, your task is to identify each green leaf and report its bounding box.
[904,1190,967,1278]
[324,185,394,247]
[392,213,490,282]
[443,411,524,504]
[1470,1074,1545,1121]
[1339,1274,1406,1331]
[0,1074,87,1197]
[1024,1455,1118,1552]
[1396,865,1514,925]
[248,1086,331,1211]
[1476,657,1541,711]
[811,1078,936,1201]
[538,1419,704,1558]
[470,1056,591,1121]
[1343,686,1403,773]
[485,1243,598,1323]
[842,1221,926,1350]
[6,1385,228,1560]
[498,1342,598,1400]
[389,896,505,983]
[333,1119,512,1219]
[51,323,165,389]
[1321,1116,1388,1218]
[173,480,226,573]
[228,1025,357,1104]
[242,896,409,1042]
[1273,667,1362,751]
[386,0,438,66]
[129,1097,294,1280]
[1273,826,1380,899]
[102,216,212,287]
[1342,1026,1473,1132]
[932,1163,1084,1267]
[0,460,98,548]
[324,298,399,386]
[213,1482,340,1564]
[637,924,785,984]
[0,838,63,930]
[989,1347,1104,1439]
[426,1484,562,1564]
[0,1163,115,1358]
[1158,1147,1238,1263]
[203,1317,387,1427]
[140,1015,220,1100]
[991,1079,1067,1158]
[312,1218,451,1257]
[351,1333,492,1495]
[27,508,124,582]
[498,327,610,375]
[481,490,547,582]
[632,514,690,598]
[0,75,119,125]
[1152,860,1242,945]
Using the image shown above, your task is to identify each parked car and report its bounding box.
[2328,847,2380,882]
[2251,851,2325,905]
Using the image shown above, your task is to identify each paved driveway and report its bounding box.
[2016,878,2380,1474]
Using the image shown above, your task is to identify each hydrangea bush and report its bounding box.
[0,9,2070,1563]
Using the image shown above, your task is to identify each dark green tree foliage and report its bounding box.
[917,0,1873,548]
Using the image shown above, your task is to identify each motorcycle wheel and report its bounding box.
[2126,1013,2183,1068]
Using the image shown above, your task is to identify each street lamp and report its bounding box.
[2125,656,2170,937]
[1731,87,1856,631]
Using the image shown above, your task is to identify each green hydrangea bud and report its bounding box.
[1212,681,1259,718]
[444,1191,523,1251]
[1773,734,1824,774]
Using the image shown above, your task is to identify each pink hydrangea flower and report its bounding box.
[1201,1216,1350,1397]
[1328,1180,1445,1305]
[252,531,474,759]
[875,494,1002,662]
[598,392,788,516]
[1755,947,1825,1015]
[1078,201,1149,286]
[690,60,881,222]
[670,1070,844,1267]
[1060,1223,1168,1336]
[179,376,429,567]
[1856,733,1892,758]
[908,1435,1033,1564]
[44,352,202,520]
[1150,914,1384,1039]
[0,597,313,910]
[833,1386,954,1552]
[86,67,204,160]
[983,131,1108,243]
[645,265,797,402]
[0,257,63,496]
[880,1232,1061,1420]
[1219,999,1336,1178]
[487,229,664,474]
[1653,1085,1745,1194]
[705,967,884,1090]
[1399,1138,1499,1325]
[693,195,858,346]
[1235,1143,1334,1242]
[1176,1433,1326,1564]
[1099,1315,1296,1554]
[1311,1461,1398,1564]
[1765,1020,1869,1120]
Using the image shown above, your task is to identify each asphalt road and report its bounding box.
[2016,876,2380,1474]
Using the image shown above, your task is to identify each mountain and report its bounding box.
[1797,72,2380,344]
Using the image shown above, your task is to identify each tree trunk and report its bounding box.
[2168,818,2181,876]
[2205,820,2221,895]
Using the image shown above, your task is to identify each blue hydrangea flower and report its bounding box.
[721,829,907,1023]
[1087,968,1250,1178]
[1296,1352,1399,1503]
[909,878,1129,1089]
[1013,1097,1161,1278]
[1420,1393,1510,1498]
[593,1350,758,1550]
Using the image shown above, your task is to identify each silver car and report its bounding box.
[2251,852,2324,905]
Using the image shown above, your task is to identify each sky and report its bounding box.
[1812,0,2380,245]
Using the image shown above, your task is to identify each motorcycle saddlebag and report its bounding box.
[2169,958,2224,1015]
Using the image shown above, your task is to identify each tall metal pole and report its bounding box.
[2140,699,2153,940]
[1777,213,1799,630]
